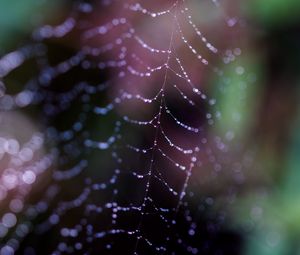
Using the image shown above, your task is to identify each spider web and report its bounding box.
[0,0,249,254]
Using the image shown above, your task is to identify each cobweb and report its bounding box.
[0,0,250,254]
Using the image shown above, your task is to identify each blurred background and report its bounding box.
[1,0,300,254]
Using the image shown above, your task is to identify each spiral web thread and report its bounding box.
[0,0,249,254]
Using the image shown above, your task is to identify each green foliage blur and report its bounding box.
[0,0,63,51]
[218,1,300,254]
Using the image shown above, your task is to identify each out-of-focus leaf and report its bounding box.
[0,0,60,50]
[245,0,300,27]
